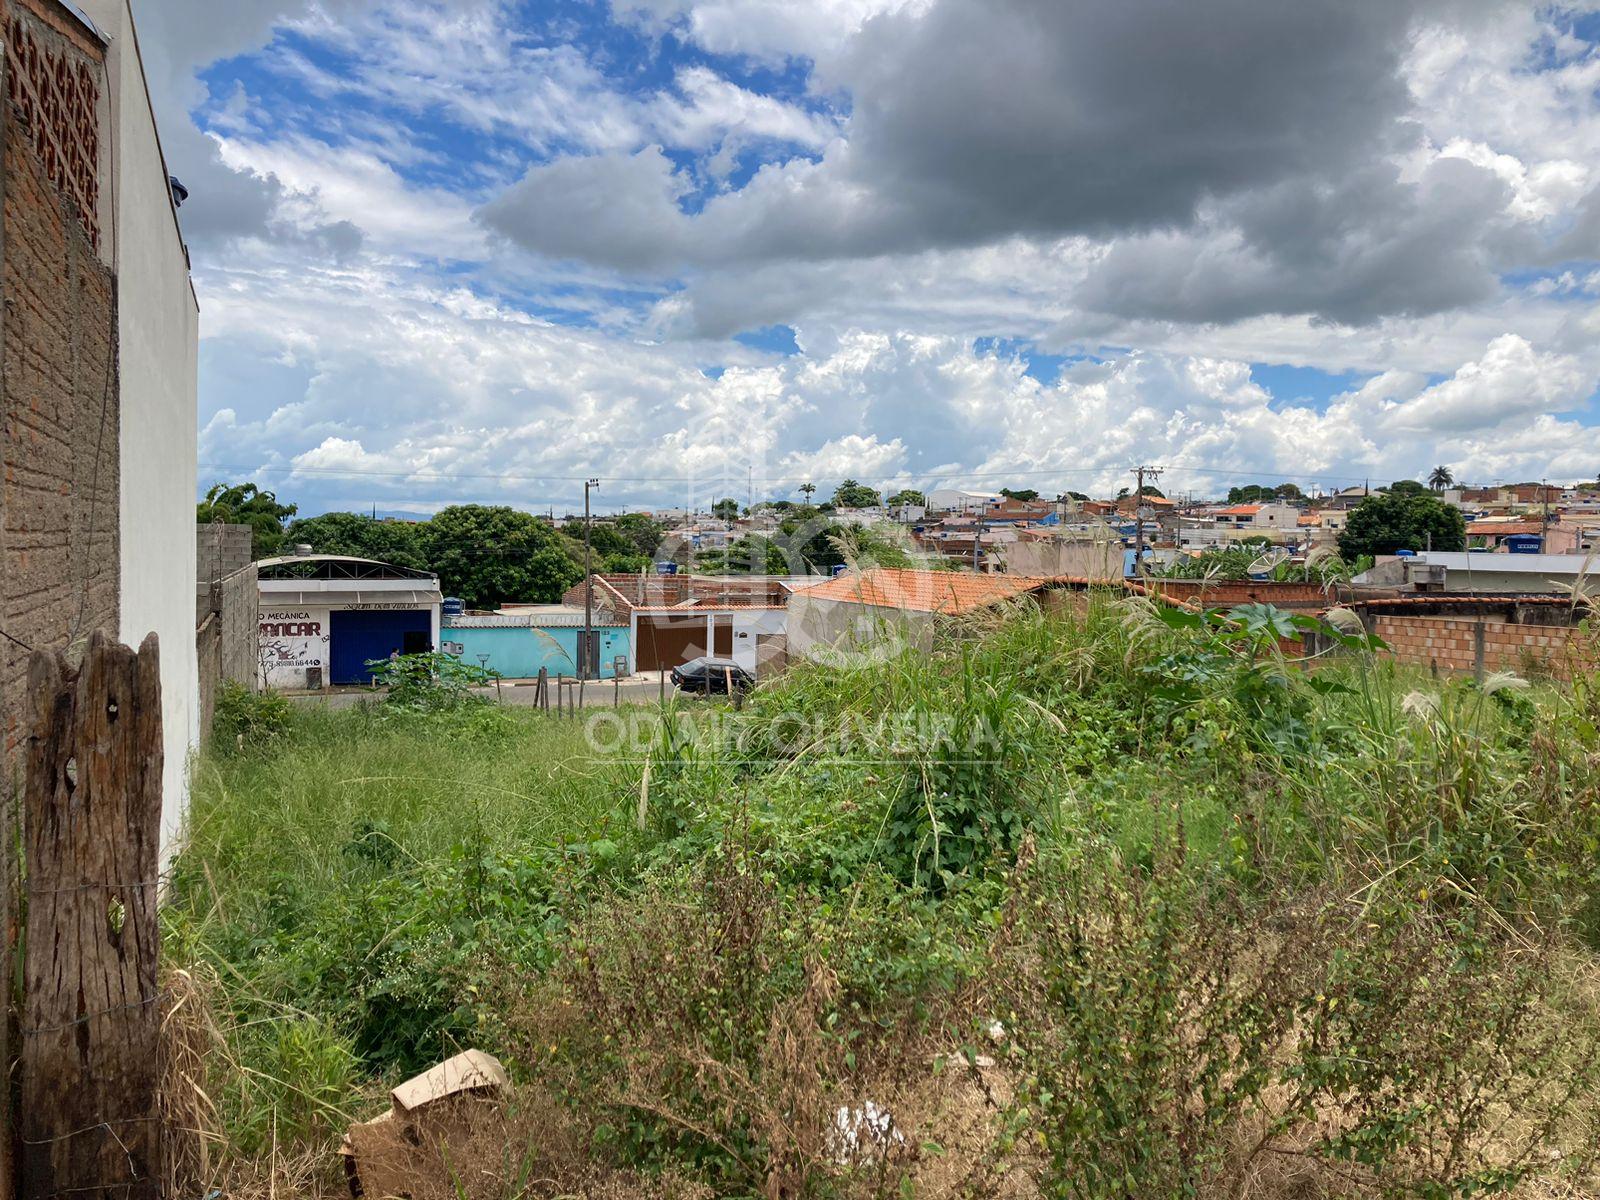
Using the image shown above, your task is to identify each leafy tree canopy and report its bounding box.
[284,511,427,569]
[888,489,927,506]
[831,479,882,509]
[421,505,571,609]
[1338,492,1466,559]
[1427,465,1455,491]
[198,482,297,559]
[999,487,1039,502]
[611,512,666,559]
[1385,479,1428,497]
[710,498,742,520]
[1059,490,1090,502]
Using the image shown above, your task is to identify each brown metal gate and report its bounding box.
[636,615,709,672]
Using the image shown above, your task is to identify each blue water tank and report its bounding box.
[655,561,679,575]
[442,596,466,617]
[1394,549,1417,558]
[1505,534,1543,554]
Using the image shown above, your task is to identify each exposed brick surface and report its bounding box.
[1371,614,1591,679]
[1147,579,1334,609]
[1,89,119,777]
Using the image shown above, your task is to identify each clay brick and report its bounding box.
[1,96,120,773]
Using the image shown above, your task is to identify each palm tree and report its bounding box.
[799,482,816,505]
[1427,465,1454,491]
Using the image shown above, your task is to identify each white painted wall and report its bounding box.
[259,607,332,689]
[79,0,201,853]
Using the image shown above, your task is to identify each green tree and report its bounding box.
[1427,465,1455,491]
[1338,492,1466,558]
[710,498,742,520]
[1386,479,1428,497]
[420,505,572,610]
[697,535,789,575]
[1000,487,1039,502]
[284,511,427,569]
[197,482,297,559]
[798,482,817,504]
[831,479,882,509]
[1059,490,1090,502]
[526,547,584,604]
[888,489,926,506]
[1273,482,1304,501]
[612,512,666,558]
[1226,484,1274,504]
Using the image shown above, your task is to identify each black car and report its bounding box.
[671,656,755,694]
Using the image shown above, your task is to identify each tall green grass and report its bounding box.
[164,598,1600,1195]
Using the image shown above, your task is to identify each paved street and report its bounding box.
[287,670,687,712]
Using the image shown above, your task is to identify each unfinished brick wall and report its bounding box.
[1145,579,1335,609]
[196,563,259,742]
[1371,613,1586,679]
[0,60,119,775]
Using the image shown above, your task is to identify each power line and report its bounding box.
[199,460,1384,488]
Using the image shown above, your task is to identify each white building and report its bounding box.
[258,557,443,689]
[73,0,201,849]
[1356,552,1599,596]
[927,489,1003,513]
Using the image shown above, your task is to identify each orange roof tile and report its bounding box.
[1466,519,1544,536]
[797,568,1054,614]
[1215,504,1264,516]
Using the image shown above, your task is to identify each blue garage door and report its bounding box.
[330,609,433,684]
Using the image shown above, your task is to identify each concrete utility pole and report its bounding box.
[583,478,599,679]
[1541,477,1551,548]
[1132,465,1162,575]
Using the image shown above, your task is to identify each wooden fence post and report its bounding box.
[20,632,162,1200]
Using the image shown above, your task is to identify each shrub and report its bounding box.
[212,682,294,752]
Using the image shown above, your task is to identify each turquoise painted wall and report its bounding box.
[446,625,631,679]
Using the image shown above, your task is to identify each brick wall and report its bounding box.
[1371,613,1588,678]
[195,563,259,743]
[1,82,120,775]
[1146,579,1334,609]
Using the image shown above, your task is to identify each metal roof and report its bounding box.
[259,584,442,607]
[256,554,437,581]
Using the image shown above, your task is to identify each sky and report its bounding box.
[137,0,1600,516]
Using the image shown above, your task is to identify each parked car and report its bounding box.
[671,656,754,694]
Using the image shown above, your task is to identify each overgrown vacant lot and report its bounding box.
[165,595,1600,1199]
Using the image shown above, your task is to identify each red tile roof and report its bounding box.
[797,568,1055,614]
[1216,504,1264,516]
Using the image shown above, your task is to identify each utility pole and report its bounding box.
[1131,465,1162,575]
[1541,477,1550,548]
[583,478,599,680]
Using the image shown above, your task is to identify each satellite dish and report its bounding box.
[1247,547,1289,578]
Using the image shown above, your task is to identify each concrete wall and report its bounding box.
[197,523,253,587]
[444,625,630,679]
[785,595,935,665]
[0,71,121,776]
[996,538,1121,580]
[77,0,200,852]
[259,604,331,689]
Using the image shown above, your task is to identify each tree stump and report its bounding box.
[20,631,162,1200]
